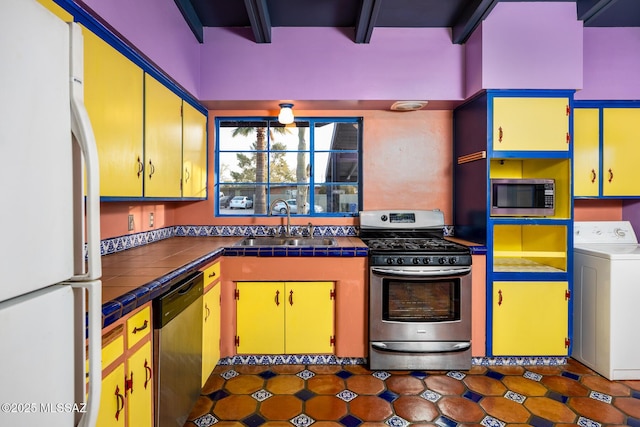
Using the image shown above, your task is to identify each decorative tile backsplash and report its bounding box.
[100,224,454,256]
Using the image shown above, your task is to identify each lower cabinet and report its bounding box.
[492,281,569,356]
[236,281,335,354]
[97,304,153,427]
[201,260,221,386]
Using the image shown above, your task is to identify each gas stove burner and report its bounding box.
[363,238,467,253]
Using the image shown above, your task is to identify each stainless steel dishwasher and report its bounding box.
[153,271,203,427]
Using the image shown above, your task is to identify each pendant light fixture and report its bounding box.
[278,103,295,124]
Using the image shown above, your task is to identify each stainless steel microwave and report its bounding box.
[490,178,555,216]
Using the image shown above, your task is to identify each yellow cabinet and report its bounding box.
[492,97,570,152]
[97,304,153,427]
[573,108,600,197]
[492,281,569,356]
[97,363,126,427]
[84,28,144,197]
[236,281,335,354]
[602,108,640,196]
[574,107,640,197]
[126,341,153,427]
[182,102,208,198]
[144,73,183,197]
[202,261,221,386]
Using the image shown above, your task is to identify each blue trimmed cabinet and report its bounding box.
[574,102,640,198]
[454,90,574,357]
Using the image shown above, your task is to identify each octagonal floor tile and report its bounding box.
[350,396,394,421]
[501,376,548,397]
[346,375,386,395]
[213,395,258,420]
[464,375,507,396]
[385,375,426,395]
[225,375,264,394]
[541,375,589,397]
[524,396,578,423]
[305,395,348,420]
[581,375,632,396]
[568,396,626,424]
[265,375,304,394]
[392,395,438,422]
[437,396,485,424]
[259,395,302,420]
[424,375,466,396]
[307,374,345,394]
[480,396,531,423]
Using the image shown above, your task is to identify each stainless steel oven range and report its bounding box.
[360,210,473,371]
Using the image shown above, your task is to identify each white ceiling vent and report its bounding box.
[390,101,429,111]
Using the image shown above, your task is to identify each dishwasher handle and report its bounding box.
[153,271,204,328]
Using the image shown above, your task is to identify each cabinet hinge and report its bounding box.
[565,290,571,300]
[235,289,240,300]
[566,105,570,116]
[330,336,336,346]
[330,289,336,300]
[565,337,570,348]
[125,373,133,395]
[566,132,571,144]
[235,336,240,347]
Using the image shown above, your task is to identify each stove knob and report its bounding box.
[449,257,457,265]
[386,258,394,265]
[396,258,404,265]
[438,257,446,265]
[423,258,430,264]
[412,258,420,265]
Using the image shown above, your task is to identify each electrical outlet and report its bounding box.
[128,214,134,231]
[149,212,154,228]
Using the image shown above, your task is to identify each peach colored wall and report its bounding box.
[100,109,454,239]
[573,199,623,221]
[219,256,368,358]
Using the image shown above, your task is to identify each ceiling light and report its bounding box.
[390,101,429,111]
[278,103,295,124]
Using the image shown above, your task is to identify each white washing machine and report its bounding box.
[573,221,640,380]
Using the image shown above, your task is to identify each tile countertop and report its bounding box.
[100,235,368,327]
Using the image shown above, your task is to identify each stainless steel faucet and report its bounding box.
[269,198,291,237]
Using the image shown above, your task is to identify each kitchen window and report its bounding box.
[215,117,362,216]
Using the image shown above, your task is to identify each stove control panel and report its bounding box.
[372,254,472,267]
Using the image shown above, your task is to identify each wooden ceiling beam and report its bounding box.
[173,0,203,43]
[244,0,272,43]
[451,0,499,44]
[577,0,619,25]
[355,0,382,44]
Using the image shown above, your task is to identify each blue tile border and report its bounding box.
[472,357,568,366]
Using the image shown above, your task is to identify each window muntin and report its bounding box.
[216,118,361,216]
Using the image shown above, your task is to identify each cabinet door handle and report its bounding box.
[608,168,614,183]
[144,359,152,390]
[498,289,503,306]
[115,385,124,421]
[185,167,190,183]
[275,290,280,306]
[591,169,597,183]
[289,289,294,306]
[209,271,216,278]
[498,127,503,143]
[137,156,144,178]
[204,303,210,322]
[148,159,155,179]
[132,319,148,334]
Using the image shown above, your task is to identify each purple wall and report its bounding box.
[576,27,640,100]
[479,2,583,91]
[81,0,201,97]
[198,27,464,102]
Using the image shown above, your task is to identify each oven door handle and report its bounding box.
[371,341,471,354]
[371,266,471,277]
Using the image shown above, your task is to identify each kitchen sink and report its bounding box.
[236,236,337,247]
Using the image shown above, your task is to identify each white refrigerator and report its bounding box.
[0,1,102,426]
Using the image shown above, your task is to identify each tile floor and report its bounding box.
[185,358,640,427]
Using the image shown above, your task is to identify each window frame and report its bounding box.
[214,116,363,217]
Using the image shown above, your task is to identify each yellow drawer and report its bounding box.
[127,306,151,349]
[102,324,124,370]
[203,261,221,286]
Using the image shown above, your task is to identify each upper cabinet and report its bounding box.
[492,97,571,152]
[83,27,208,200]
[143,74,183,198]
[574,104,640,198]
[182,102,208,199]
[84,28,144,197]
